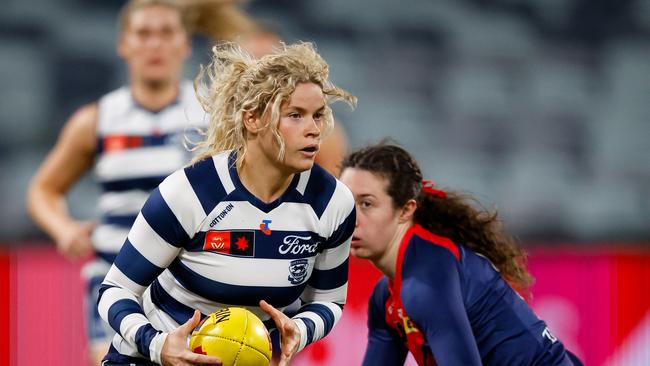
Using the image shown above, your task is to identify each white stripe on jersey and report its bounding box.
[318,180,355,239]
[92,225,130,254]
[93,80,206,256]
[313,237,351,270]
[81,259,112,280]
[96,146,188,181]
[98,287,140,322]
[111,333,140,358]
[142,286,180,329]
[120,313,149,344]
[293,318,309,352]
[201,201,320,232]
[313,300,343,322]
[180,252,316,287]
[292,301,343,345]
[158,170,206,238]
[103,266,147,296]
[156,271,275,321]
[296,169,311,195]
[298,310,326,339]
[213,151,235,193]
[128,215,181,268]
[300,284,348,304]
[98,191,150,216]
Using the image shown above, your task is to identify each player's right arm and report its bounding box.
[97,170,219,365]
[361,278,408,366]
[26,104,98,259]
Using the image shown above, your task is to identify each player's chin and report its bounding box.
[142,70,173,83]
[350,246,370,259]
[287,155,315,172]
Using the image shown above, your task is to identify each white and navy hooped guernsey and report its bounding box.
[98,150,356,364]
[91,80,206,266]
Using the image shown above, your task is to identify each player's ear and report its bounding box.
[117,35,128,59]
[242,111,262,134]
[398,199,417,224]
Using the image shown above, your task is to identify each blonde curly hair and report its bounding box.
[192,41,357,167]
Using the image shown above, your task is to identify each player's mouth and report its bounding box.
[148,57,164,66]
[351,236,361,247]
[299,144,319,158]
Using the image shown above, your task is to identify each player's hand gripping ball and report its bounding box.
[190,307,272,366]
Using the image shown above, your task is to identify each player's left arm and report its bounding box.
[402,247,482,365]
[293,182,356,352]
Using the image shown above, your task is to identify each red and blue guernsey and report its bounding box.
[362,224,583,366]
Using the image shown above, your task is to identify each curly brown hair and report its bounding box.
[341,143,533,295]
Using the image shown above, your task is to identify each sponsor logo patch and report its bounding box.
[204,230,254,257]
[279,235,320,255]
[260,219,272,235]
[288,258,309,284]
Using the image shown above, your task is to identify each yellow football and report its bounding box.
[190,307,272,366]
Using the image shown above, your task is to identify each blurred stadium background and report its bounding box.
[0,0,648,365]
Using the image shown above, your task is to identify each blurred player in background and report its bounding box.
[24,0,255,363]
[97,42,357,366]
[238,21,351,177]
[340,143,584,365]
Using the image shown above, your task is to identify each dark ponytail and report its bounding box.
[342,143,533,295]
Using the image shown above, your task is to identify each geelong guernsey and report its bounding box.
[98,150,356,364]
[92,80,206,264]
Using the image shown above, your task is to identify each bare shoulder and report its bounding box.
[61,103,98,152]
[67,103,98,134]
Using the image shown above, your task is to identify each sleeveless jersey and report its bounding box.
[92,80,206,264]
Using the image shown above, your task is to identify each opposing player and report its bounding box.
[97,42,357,366]
[26,1,204,364]
[340,143,584,365]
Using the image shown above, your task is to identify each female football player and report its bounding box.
[97,41,356,366]
[26,1,205,364]
[340,143,583,366]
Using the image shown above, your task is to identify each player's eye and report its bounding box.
[313,112,323,121]
[288,112,301,119]
[137,29,150,38]
[160,27,174,38]
[359,201,372,209]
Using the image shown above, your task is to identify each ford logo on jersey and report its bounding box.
[279,235,319,255]
[288,259,309,284]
